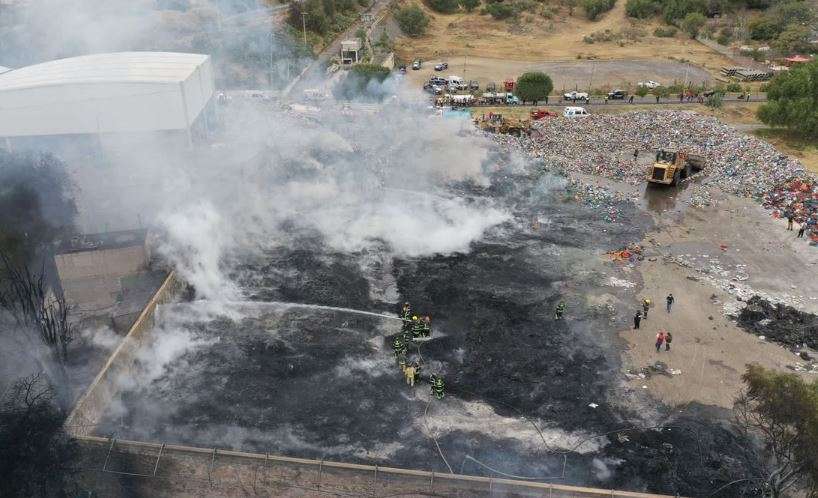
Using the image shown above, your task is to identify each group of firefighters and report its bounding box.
[392,302,445,400]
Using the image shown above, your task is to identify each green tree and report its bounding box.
[773,25,813,54]
[636,85,650,97]
[460,0,481,11]
[334,64,392,101]
[758,60,818,137]
[515,72,554,103]
[582,0,615,20]
[395,5,430,37]
[288,0,329,35]
[427,0,460,13]
[625,0,659,18]
[681,12,706,38]
[748,17,779,40]
[705,91,723,108]
[734,365,818,497]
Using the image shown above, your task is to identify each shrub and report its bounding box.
[716,27,732,45]
[773,25,813,54]
[334,64,391,100]
[725,81,741,92]
[459,0,481,11]
[705,92,723,108]
[396,5,430,37]
[748,17,779,40]
[427,0,459,13]
[636,85,650,97]
[582,0,615,20]
[661,0,706,23]
[653,26,677,37]
[486,2,514,18]
[289,0,329,35]
[625,0,659,18]
[681,12,706,38]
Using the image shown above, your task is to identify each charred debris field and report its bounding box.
[96,168,761,496]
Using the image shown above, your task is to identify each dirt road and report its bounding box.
[406,57,713,93]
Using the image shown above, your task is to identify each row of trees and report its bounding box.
[287,0,369,38]
[1,150,81,496]
[758,60,818,138]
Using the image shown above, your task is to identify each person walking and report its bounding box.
[666,294,674,313]
[655,331,665,353]
[642,298,651,319]
[786,211,794,230]
[797,224,806,238]
[633,149,639,160]
[634,310,642,330]
[665,331,673,351]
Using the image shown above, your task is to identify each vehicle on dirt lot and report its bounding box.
[608,89,627,99]
[647,149,705,186]
[563,91,589,101]
[563,106,589,117]
[429,76,447,86]
[412,60,422,70]
[468,80,479,91]
[475,113,530,136]
[530,109,558,120]
[505,93,521,105]
[434,62,448,71]
[638,80,660,89]
[486,82,497,92]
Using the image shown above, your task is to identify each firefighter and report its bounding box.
[430,374,445,400]
[642,298,651,319]
[400,302,413,334]
[554,301,566,320]
[411,315,425,340]
[393,335,407,363]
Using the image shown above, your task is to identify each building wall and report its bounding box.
[55,245,148,309]
[0,81,190,137]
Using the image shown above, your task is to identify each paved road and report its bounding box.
[283,0,394,98]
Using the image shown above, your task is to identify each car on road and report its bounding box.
[607,89,627,99]
[563,106,589,117]
[638,80,661,89]
[412,60,422,70]
[563,91,589,101]
[434,62,448,71]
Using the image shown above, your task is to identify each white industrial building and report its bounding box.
[0,51,214,139]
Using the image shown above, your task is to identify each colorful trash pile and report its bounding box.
[492,111,814,225]
[764,178,818,241]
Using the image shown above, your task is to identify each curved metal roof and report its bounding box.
[0,52,209,91]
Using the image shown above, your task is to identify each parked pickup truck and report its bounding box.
[563,91,589,101]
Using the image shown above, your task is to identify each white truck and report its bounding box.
[563,91,589,101]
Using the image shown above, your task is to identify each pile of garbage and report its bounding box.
[763,178,818,239]
[737,295,818,349]
[496,111,808,209]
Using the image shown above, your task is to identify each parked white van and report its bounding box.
[563,106,589,117]
[447,75,465,88]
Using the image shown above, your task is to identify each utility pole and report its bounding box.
[302,12,307,46]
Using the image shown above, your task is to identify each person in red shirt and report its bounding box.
[655,330,665,353]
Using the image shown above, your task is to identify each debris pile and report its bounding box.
[496,111,807,209]
[737,295,818,350]
[763,177,818,240]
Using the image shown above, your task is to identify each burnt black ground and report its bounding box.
[738,295,818,350]
[96,166,763,496]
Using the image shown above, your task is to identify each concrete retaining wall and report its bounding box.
[76,435,681,498]
[65,271,182,436]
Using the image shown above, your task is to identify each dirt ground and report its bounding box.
[617,190,818,410]
[393,0,735,80]
[405,57,713,94]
